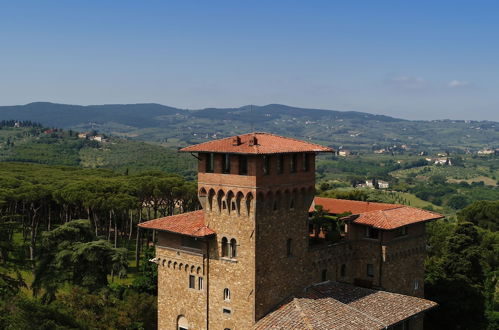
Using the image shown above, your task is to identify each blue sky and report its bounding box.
[1,0,498,120]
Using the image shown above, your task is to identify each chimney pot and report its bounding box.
[232,136,241,146]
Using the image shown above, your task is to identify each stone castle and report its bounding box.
[139,132,440,330]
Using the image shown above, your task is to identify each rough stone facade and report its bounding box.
[153,151,430,329]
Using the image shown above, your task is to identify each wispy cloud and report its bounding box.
[387,76,426,90]
[448,80,470,88]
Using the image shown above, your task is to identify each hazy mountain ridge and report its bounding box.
[0,102,497,151]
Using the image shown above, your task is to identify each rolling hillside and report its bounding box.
[0,102,498,151]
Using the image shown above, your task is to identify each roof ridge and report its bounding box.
[252,131,333,150]
[307,285,388,329]
[292,298,314,330]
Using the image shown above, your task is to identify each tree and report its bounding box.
[446,194,470,210]
[425,222,487,329]
[132,246,158,295]
[32,220,127,303]
[458,200,499,232]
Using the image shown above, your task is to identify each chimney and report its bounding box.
[249,136,258,146]
[232,136,241,146]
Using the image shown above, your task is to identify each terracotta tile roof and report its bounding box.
[179,132,334,154]
[310,197,401,214]
[344,206,444,230]
[254,281,437,329]
[138,210,215,237]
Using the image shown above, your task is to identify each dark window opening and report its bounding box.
[198,277,203,290]
[224,288,231,301]
[223,308,231,315]
[290,199,294,209]
[367,264,374,277]
[263,156,270,175]
[206,153,214,173]
[340,264,346,277]
[189,275,196,288]
[303,153,310,172]
[230,238,237,258]
[365,227,379,239]
[222,154,231,173]
[239,155,248,175]
[286,238,292,257]
[321,269,327,282]
[290,154,297,173]
[221,237,228,257]
[277,155,284,174]
[273,200,278,211]
[181,237,202,250]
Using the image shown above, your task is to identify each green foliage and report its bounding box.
[32,220,128,303]
[425,222,487,329]
[1,295,82,330]
[458,200,499,232]
[131,247,158,295]
[1,288,157,330]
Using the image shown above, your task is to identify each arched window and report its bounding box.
[236,192,244,215]
[230,238,237,258]
[245,193,253,216]
[208,189,216,211]
[177,315,189,330]
[224,288,231,301]
[221,237,228,258]
[226,191,234,214]
[217,190,225,213]
[340,264,346,277]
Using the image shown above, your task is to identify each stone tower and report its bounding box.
[182,132,333,328]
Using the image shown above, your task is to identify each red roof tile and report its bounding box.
[180,132,334,154]
[310,197,401,214]
[254,281,437,329]
[345,206,444,230]
[138,210,215,237]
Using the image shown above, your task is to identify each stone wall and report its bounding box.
[155,237,208,330]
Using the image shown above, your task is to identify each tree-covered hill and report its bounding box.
[0,125,196,178]
[1,102,498,152]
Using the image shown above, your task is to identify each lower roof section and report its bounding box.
[254,281,437,329]
[138,210,215,238]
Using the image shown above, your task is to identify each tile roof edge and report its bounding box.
[179,132,334,153]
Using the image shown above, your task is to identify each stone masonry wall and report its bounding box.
[156,234,207,330]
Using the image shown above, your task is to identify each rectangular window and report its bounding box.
[367,264,374,277]
[290,154,297,173]
[277,155,284,174]
[206,153,214,173]
[222,154,231,173]
[239,155,248,175]
[303,153,310,172]
[198,277,203,290]
[365,227,379,239]
[286,238,292,257]
[189,275,196,289]
[223,308,231,315]
[263,156,270,175]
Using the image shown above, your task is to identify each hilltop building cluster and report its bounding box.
[139,133,441,329]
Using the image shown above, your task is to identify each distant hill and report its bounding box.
[1,102,498,152]
[0,125,196,178]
